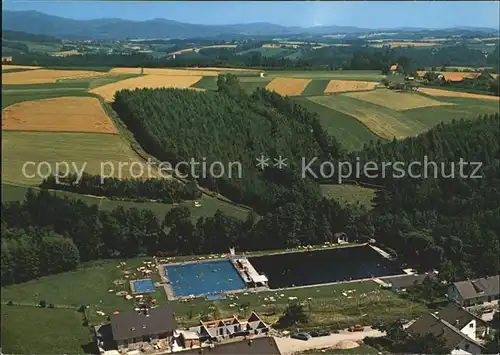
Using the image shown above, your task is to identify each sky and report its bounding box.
[3,1,500,29]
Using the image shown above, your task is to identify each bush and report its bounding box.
[7,300,14,306]
[39,300,47,308]
[48,303,55,308]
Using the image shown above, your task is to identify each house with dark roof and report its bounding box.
[181,336,281,355]
[110,305,177,351]
[448,275,500,307]
[407,309,486,355]
[384,272,437,292]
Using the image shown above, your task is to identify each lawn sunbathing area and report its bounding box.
[2,257,427,331]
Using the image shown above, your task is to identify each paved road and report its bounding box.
[274,327,385,355]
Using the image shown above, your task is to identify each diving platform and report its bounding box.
[230,257,269,289]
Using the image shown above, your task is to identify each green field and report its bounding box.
[1,306,92,354]
[301,79,330,96]
[2,74,139,108]
[192,76,218,90]
[293,97,381,151]
[2,258,427,330]
[403,96,500,126]
[2,183,250,221]
[191,75,271,93]
[320,184,377,209]
[309,95,429,140]
[2,131,145,185]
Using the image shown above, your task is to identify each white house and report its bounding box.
[196,312,269,342]
[406,304,489,354]
[448,275,500,307]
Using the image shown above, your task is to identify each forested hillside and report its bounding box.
[350,115,500,279]
[113,75,339,213]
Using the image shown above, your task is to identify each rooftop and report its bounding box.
[111,306,177,341]
[181,337,281,355]
[452,275,500,300]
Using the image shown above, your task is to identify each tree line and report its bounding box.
[1,187,353,286]
[40,173,201,203]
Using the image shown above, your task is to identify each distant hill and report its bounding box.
[3,30,61,43]
[3,10,498,40]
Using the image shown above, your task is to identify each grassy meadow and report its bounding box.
[320,184,377,209]
[1,306,93,355]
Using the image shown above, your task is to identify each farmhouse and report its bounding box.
[447,275,500,307]
[406,305,487,354]
[110,305,177,351]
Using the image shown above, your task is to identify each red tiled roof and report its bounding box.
[390,64,399,71]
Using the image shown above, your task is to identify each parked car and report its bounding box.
[348,324,364,332]
[309,329,330,337]
[291,332,311,341]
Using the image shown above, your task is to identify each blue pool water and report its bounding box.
[165,260,246,297]
[133,279,156,293]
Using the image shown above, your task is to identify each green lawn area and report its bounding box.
[293,97,382,151]
[320,184,377,209]
[2,182,251,221]
[301,79,330,96]
[1,306,93,354]
[2,257,428,330]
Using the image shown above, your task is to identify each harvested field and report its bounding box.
[309,95,428,140]
[90,75,203,101]
[2,97,117,134]
[416,71,481,80]
[2,69,109,84]
[344,89,454,111]
[2,131,147,185]
[2,64,41,70]
[324,80,377,93]
[265,78,311,96]
[54,49,80,57]
[419,87,500,101]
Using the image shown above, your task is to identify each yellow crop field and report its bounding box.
[344,89,454,111]
[2,69,109,84]
[265,78,311,96]
[2,64,41,70]
[90,74,203,101]
[419,88,500,101]
[2,97,117,134]
[324,80,377,93]
[109,67,219,76]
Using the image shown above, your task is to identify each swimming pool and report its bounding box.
[132,279,156,294]
[165,260,246,297]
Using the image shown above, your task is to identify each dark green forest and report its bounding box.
[2,76,499,287]
[112,76,339,214]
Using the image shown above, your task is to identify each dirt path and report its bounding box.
[274,327,385,354]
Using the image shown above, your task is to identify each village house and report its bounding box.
[110,305,177,351]
[181,336,281,355]
[406,304,489,354]
[447,275,500,307]
[196,312,270,342]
